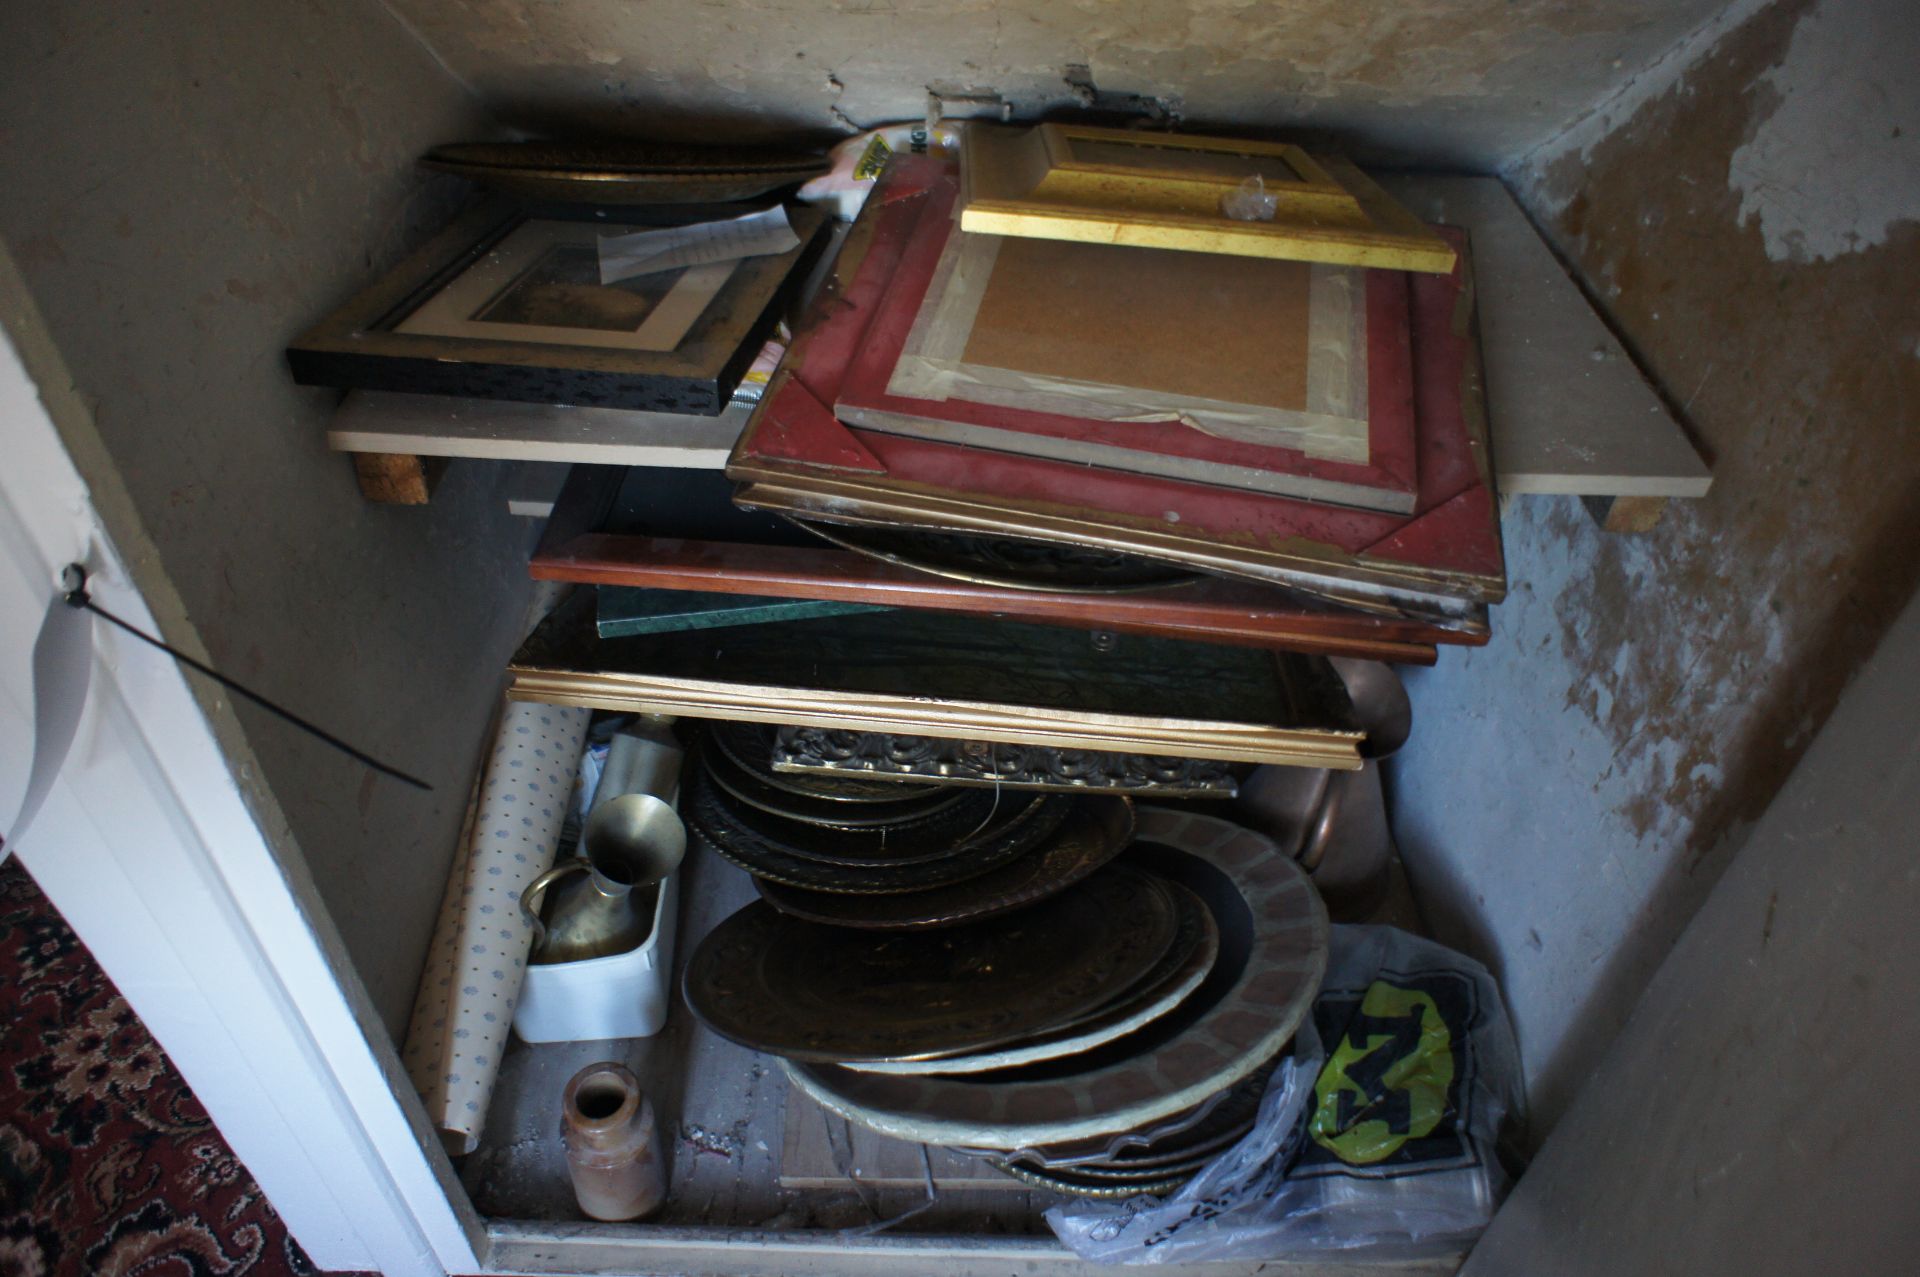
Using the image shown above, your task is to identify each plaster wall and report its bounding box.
[0,0,532,1035]
[1389,0,1920,1136]
[375,0,1738,170]
[1460,545,1920,1277]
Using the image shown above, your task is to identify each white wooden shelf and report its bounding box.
[1381,175,1711,500]
[328,392,748,468]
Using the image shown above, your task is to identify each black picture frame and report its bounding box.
[287,201,830,415]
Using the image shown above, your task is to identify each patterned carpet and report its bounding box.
[0,855,362,1277]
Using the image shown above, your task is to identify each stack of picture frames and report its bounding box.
[512,124,1508,790]
[285,139,835,499]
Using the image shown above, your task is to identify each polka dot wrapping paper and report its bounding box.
[401,700,591,1155]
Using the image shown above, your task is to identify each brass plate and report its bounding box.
[708,719,946,806]
[1019,1057,1271,1170]
[790,519,1198,594]
[423,139,829,174]
[421,141,829,205]
[700,737,1007,860]
[754,797,1134,929]
[686,762,1072,890]
[682,865,1181,1063]
[784,808,1328,1148]
[703,730,967,830]
[990,1158,1195,1199]
[1065,1124,1249,1177]
[845,875,1216,1074]
[953,1085,1231,1169]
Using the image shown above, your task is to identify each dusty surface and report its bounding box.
[465,843,1054,1233]
[1460,572,1920,1276]
[0,0,537,1034]
[1392,0,1919,1137]
[376,0,1734,168]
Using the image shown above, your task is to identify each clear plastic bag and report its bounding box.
[1220,174,1279,222]
[1046,925,1525,1264]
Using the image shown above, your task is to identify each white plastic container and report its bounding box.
[515,719,685,1044]
[514,869,679,1043]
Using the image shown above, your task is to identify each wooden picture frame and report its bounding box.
[528,464,1460,663]
[287,201,829,414]
[730,157,1507,621]
[960,123,1456,272]
[506,588,1369,769]
[833,173,1422,513]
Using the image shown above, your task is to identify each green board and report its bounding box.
[595,586,890,638]
[525,588,1358,730]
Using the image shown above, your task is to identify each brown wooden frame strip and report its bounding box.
[533,539,1441,664]
[532,464,1448,662]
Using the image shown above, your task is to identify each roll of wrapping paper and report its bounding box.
[402,700,591,1155]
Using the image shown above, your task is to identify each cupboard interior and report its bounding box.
[3,0,1913,1270]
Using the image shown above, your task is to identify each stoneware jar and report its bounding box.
[561,1062,666,1221]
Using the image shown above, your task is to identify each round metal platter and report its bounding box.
[1023,1142,1228,1179]
[990,1159,1195,1199]
[703,732,967,830]
[846,877,1216,1075]
[1070,1120,1252,1175]
[686,764,1072,892]
[711,773,1017,869]
[1016,1057,1272,1170]
[708,719,945,804]
[424,140,831,174]
[789,520,1201,594]
[753,797,1134,929]
[783,808,1328,1148]
[420,142,829,205]
[954,1091,1222,1169]
[682,865,1181,1064]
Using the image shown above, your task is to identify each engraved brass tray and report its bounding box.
[784,808,1328,1147]
[703,728,966,830]
[753,796,1133,929]
[420,140,829,205]
[845,875,1216,1074]
[771,725,1241,798]
[1008,1053,1272,1170]
[682,865,1180,1063]
[685,762,1071,891]
[711,719,947,804]
[989,1158,1195,1199]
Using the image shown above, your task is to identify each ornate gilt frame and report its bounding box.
[960,123,1456,272]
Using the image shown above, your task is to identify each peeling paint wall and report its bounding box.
[375,0,1737,169]
[0,0,533,1035]
[1390,0,1919,1137]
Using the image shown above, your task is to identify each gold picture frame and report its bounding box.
[506,590,1368,769]
[960,123,1456,272]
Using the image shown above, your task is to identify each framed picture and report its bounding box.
[507,588,1369,769]
[525,465,1458,663]
[729,157,1505,623]
[833,184,1422,513]
[288,202,829,414]
[960,123,1456,272]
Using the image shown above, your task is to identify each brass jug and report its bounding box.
[521,725,686,966]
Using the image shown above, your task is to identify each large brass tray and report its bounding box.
[683,865,1179,1063]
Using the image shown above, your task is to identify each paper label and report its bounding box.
[851,133,894,181]
[597,206,800,285]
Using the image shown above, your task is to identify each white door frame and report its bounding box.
[0,245,479,1277]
